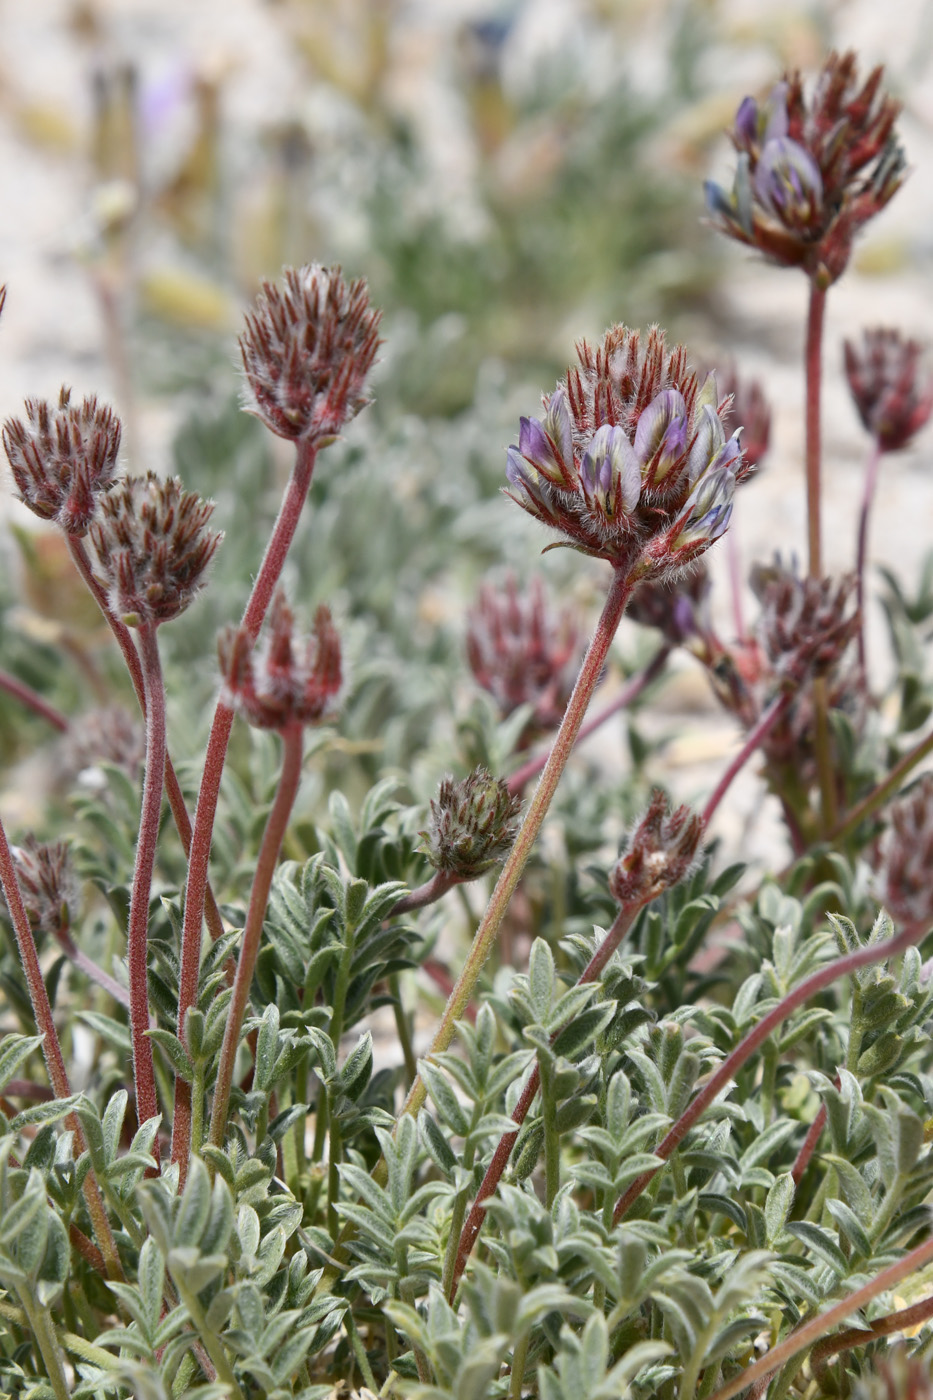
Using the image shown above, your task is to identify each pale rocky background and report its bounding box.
[0,0,932,869]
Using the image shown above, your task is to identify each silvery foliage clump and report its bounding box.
[0,34,932,1400]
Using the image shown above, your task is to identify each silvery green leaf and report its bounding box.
[145,1030,195,1084]
[764,1173,795,1244]
[0,1035,44,1093]
[174,1157,212,1248]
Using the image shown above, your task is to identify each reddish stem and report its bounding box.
[66,536,225,944]
[390,870,458,917]
[50,922,130,1008]
[812,1289,933,1369]
[450,904,638,1296]
[707,1229,933,1400]
[856,439,883,691]
[173,437,316,1176]
[0,812,122,1277]
[805,282,827,579]
[208,723,304,1148]
[791,1102,828,1186]
[0,669,68,732]
[506,643,671,795]
[126,623,167,1130]
[702,690,793,829]
[613,921,921,1224]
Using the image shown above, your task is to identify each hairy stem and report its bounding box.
[127,623,167,1129]
[701,691,793,829]
[208,723,304,1149]
[66,536,225,944]
[0,815,122,1278]
[400,566,634,1123]
[506,642,671,795]
[613,921,922,1224]
[830,723,933,847]
[0,669,68,732]
[707,1230,933,1400]
[855,440,883,690]
[173,437,317,1176]
[450,905,638,1297]
[805,281,827,579]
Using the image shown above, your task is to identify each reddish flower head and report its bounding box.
[219,590,342,730]
[3,387,122,536]
[844,328,933,452]
[608,790,704,907]
[90,473,221,627]
[240,265,381,443]
[706,52,905,286]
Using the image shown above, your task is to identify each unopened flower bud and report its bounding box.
[3,387,122,536]
[608,790,703,907]
[219,590,342,730]
[240,264,381,443]
[844,328,933,452]
[4,836,80,937]
[90,473,221,627]
[420,767,521,881]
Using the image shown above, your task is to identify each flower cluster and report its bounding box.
[240,264,382,442]
[3,387,122,537]
[707,359,772,471]
[877,774,933,930]
[844,328,933,453]
[706,51,905,286]
[90,473,221,627]
[6,836,80,938]
[466,574,582,735]
[752,561,860,686]
[219,590,342,731]
[420,766,521,880]
[608,789,704,907]
[505,324,746,576]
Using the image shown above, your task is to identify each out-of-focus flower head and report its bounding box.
[751,560,859,686]
[627,563,713,650]
[844,328,933,452]
[240,264,381,443]
[878,774,933,930]
[66,704,144,781]
[706,52,905,286]
[608,790,704,906]
[505,324,748,578]
[3,386,122,537]
[4,836,80,938]
[420,766,521,881]
[466,573,583,734]
[219,589,342,731]
[90,473,221,627]
[699,358,772,471]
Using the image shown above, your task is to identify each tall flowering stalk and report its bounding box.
[400,322,746,1121]
[90,474,220,1128]
[172,266,380,1175]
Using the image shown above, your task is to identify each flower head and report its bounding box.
[219,589,342,730]
[879,774,933,929]
[844,327,933,452]
[3,387,122,536]
[751,561,860,685]
[608,790,704,907]
[505,324,746,576]
[240,264,381,442]
[466,574,583,735]
[90,473,221,627]
[420,767,521,881]
[706,52,905,285]
[627,564,712,649]
[4,836,80,938]
[66,704,144,781]
[701,359,772,471]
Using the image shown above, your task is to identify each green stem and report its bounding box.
[509,1332,532,1400]
[400,566,633,1122]
[20,1292,70,1400]
[171,1275,244,1399]
[208,723,304,1149]
[389,973,417,1086]
[345,1306,378,1393]
[126,622,167,1129]
[539,1057,560,1210]
[856,440,884,690]
[831,724,933,847]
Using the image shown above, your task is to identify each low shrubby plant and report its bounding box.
[1,47,933,1400]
